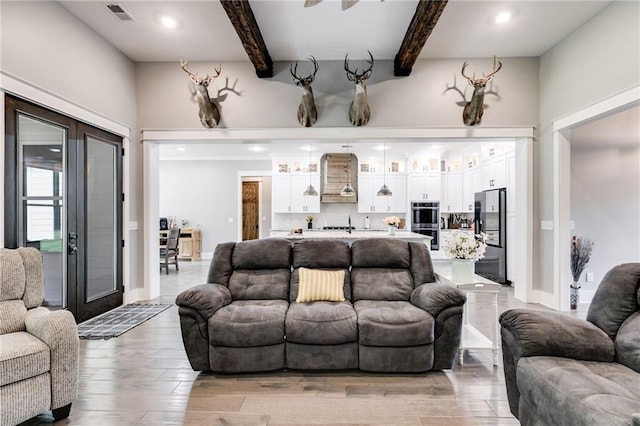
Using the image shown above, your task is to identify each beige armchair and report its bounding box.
[0,247,79,426]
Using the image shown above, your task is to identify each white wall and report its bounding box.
[570,143,640,294]
[538,1,640,294]
[0,2,142,290]
[159,160,271,253]
[136,57,539,129]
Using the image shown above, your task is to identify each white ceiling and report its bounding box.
[57,0,635,160]
[59,0,611,63]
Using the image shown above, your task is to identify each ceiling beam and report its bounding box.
[220,0,273,78]
[394,0,448,77]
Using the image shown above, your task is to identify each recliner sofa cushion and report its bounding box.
[615,312,640,373]
[355,300,434,346]
[351,268,413,301]
[0,300,27,334]
[228,269,290,300]
[0,332,50,386]
[587,262,640,340]
[209,300,288,347]
[517,356,640,426]
[232,239,291,270]
[286,301,357,345]
[351,239,410,269]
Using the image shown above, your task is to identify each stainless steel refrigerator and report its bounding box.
[474,188,507,284]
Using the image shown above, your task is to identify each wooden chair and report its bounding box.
[160,228,180,274]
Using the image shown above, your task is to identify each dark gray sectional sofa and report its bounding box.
[500,263,640,426]
[176,237,467,373]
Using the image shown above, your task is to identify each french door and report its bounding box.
[4,96,123,322]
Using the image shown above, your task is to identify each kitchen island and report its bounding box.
[268,229,432,244]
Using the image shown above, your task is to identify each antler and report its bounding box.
[180,57,221,84]
[344,50,374,81]
[290,56,319,83]
[461,55,502,85]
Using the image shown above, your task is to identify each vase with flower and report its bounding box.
[442,230,487,282]
[384,216,401,235]
[305,215,314,230]
[570,235,594,309]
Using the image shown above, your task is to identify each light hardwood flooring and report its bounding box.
[21,259,586,426]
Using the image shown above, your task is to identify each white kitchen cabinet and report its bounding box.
[291,175,320,213]
[443,172,463,212]
[272,175,320,213]
[482,152,506,190]
[462,168,480,213]
[407,173,441,202]
[272,175,292,213]
[507,211,516,283]
[358,174,407,213]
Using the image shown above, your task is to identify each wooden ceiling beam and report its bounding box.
[220,0,273,78]
[394,0,448,77]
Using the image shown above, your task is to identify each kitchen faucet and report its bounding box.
[347,215,352,234]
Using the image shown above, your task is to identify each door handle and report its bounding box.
[68,232,78,255]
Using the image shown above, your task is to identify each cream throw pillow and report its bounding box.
[296,267,346,303]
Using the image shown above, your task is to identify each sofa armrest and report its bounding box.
[500,308,614,361]
[175,283,232,319]
[633,413,640,426]
[25,307,79,410]
[410,282,466,317]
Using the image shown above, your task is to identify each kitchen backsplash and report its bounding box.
[272,204,407,231]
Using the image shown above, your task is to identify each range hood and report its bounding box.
[320,153,358,204]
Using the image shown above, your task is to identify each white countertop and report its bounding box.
[269,229,432,242]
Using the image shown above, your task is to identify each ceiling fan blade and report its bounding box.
[304,0,323,7]
[341,0,359,10]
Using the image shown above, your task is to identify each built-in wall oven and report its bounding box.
[411,202,439,250]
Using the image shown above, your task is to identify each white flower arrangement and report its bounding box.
[384,216,401,227]
[442,230,487,261]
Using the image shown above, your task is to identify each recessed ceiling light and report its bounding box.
[49,148,61,153]
[248,146,265,152]
[300,146,315,151]
[495,11,511,25]
[160,15,178,29]
[176,147,186,152]
[373,144,389,151]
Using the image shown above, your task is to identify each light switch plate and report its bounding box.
[228,217,234,223]
[586,272,594,282]
[540,220,553,231]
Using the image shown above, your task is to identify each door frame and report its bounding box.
[143,127,534,305]
[551,84,640,311]
[4,95,124,321]
[0,72,134,303]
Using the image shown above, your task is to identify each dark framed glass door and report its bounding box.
[5,95,123,322]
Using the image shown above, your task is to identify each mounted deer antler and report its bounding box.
[344,50,374,126]
[181,58,241,128]
[460,56,502,126]
[290,56,319,127]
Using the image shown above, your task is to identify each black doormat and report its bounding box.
[78,303,172,340]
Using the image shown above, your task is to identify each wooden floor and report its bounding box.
[21,260,584,426]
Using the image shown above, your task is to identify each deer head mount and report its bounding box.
[180,58,241,128]
[344,51,374,126]
[290,56,319,127]
[457,56,503,126]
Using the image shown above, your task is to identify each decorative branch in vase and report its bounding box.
[570,235,594,309]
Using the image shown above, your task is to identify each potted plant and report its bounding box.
[442,230,487,282]
[384,216,401,235]
[305,215,314,229]
[570,235,594,309]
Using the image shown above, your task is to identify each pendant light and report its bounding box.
[377,142,392,196]
[340,144,356,196]
[303,144,318,197]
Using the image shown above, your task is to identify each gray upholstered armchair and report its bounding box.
[500,262,640,426]
[0,247,79,426]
